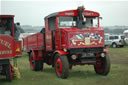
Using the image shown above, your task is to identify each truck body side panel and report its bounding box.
[23,33,44,52]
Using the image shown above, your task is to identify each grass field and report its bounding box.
[0,46,128,85]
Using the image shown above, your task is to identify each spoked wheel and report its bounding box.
[30,52,43,71]
[4,64,14,81]
[54,54,69,78]
[94,53,110,75]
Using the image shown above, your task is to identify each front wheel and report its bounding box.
[54,54,69,78]
[94,53,110,75]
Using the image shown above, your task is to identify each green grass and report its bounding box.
[108,46,128,64]
[0,46,128,85]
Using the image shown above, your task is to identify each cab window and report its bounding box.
[48,17,56,30]
[58,16,76,28]
[0,19,12,36]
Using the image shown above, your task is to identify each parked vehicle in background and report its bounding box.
[123,30,128,44]
[105,33,125,48]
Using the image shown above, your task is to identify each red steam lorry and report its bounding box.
[0,15,21,81]
[23,7,110,78]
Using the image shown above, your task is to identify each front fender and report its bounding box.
[104,49,109,52]
[51,50,69,67]
[54,50,69,55]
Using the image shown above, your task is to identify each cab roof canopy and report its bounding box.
[45,9,100,19]
[0,15,14,18]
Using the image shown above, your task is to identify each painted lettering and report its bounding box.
[0,39,11,49]
[85,12,94,16]
[0,50,12,55]
[65,12,74,16]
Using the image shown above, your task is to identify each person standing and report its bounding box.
[0,20,7,34]
[15,22,21,40]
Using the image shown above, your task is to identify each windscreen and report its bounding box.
[58,16,98,29]
[59,17,74,28]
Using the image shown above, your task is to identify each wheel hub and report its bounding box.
[57,63,60,69]
[95,58,104,72]
[56,58,63,75]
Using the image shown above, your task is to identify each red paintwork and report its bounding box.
[23,33,44,52]
[32,50,43,60]
[0,35,21,59]
[95,57,104,73]
[0,35,15,58]
[54,50,69,55]
[23,8,101,52]
[56,57,63,76]
[23,8,107,66]
[0,15,14,18]
[45,19,53,51]
[0,15,22,81]
[15,41,22,56]
[0,15,22,59]
[104,49,109,52]
[58,10,99,17]
[61,28,104,49]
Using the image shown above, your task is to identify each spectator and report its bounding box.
[15,22,21,40]
[0,20,7,34]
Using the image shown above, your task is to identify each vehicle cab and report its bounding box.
[0,15,22,81]
[44,6,104,53]
[23,7,110,79]
[0,15,21,58]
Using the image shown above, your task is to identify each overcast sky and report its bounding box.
[1,0,128,26]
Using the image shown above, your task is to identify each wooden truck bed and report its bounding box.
[23,33,44,52]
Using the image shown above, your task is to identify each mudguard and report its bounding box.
[104,49,109,52]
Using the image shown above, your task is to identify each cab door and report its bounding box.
[45,19,53,51]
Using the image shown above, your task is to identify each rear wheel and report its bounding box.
[94,53,110,75]
[54,54,69,78]
[30,52,43,71]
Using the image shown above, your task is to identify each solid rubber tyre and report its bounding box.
[54,54,69,79]
[30,52,43,71]
[94,53,110,75]
[4,64,13,81]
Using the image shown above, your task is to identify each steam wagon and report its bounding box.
[0,15,21,81]
[23,6,110,78]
